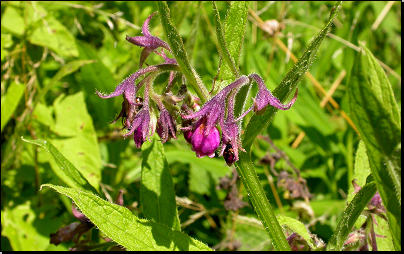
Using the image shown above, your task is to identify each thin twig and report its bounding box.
[371,1,395,30]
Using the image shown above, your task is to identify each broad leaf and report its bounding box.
[141,135,181,231]
[348,44,401,250]
[41,184,212,251]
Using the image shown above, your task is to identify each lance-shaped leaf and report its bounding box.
[41,184,212,251]
[141,135,181,231]
[242,1,342,149]
[348,44,401,251]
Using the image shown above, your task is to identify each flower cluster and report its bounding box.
[97,12,298,166]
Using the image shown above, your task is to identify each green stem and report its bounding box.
[235,150,291,251]
[157,1,210,103]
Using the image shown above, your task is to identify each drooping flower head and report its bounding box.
[126,12,172,68]
[219,87,252,166]
[181,76,250,159]
[182,75,250,136]
[249,73,298,112]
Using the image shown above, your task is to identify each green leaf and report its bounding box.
[1,6,25,36]
[214,1,249,115]
[141,135,181,231]
[242,1,342,149]
[277,214,316,250]
[212,1,239,81]
[28,15,78,58]
[347,141,371,204]
[41,184,212,251]
[21,138,98,194]
[76,41,118,129]
[1,201,65,251]
[360,43,401,127]
[348,44,401,250]
[1,82,25,132]
[327,182,377,251]
[165,148,230,196]
[34,60,97,107]
[156,1,210,103]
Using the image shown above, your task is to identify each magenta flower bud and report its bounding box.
[190,118,220,158]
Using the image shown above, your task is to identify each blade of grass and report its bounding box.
[327,182,377,250]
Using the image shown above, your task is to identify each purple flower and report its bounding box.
[126,12,172,68]
[156,108,177,143]
[182,75,250,136]
[249,74,298,112]
[189,118,220,158]
[125,105,152,148]
[219,88,252,166]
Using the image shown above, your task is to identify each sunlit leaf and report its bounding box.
[141,135,181,231]
[41,184,212,251]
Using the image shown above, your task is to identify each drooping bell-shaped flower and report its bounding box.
[182,75,250,136]
[219,88,252,166]
[189,117,220,158]
[249,74,298,112]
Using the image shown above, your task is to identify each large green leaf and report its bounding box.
[22,138,97,194]
[327,182,377,251]
[28,15,78,58]
[348,44,401,250]
[41,184,212,251]
[141,135,181,231]
[156,1,210,103]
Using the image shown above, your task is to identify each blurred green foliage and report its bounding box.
[1,1,401,251]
